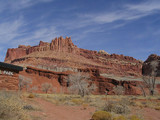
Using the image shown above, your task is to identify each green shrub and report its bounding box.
[92,111,112,120]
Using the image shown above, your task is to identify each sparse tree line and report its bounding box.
[18,75,56,93]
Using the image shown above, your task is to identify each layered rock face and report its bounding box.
[5,36,142,77]
[142,54,160,76]
[4,36,147,94]
[20,66,142,95]
[0,74,19,90]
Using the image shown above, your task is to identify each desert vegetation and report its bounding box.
[66,72,97,97]
[18,75,32,91]
[141,60,159,96]
[37,93,160,120]
[41,82,53,93]
[0,89,160,120]
[113,85,125,95]
[0,91,30,120]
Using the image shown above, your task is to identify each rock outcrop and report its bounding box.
[142,54,160,76]
[5,36,79,63]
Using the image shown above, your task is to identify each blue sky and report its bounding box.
[0,0,160,61]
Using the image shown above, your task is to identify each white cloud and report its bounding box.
[78,0,160,25]
[126,0,160,13]
[0,18,23,44]
[17,26,58,46]
[0,0,53,13]
[0,16,58,48]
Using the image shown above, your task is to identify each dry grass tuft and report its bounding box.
[0,91,29,120]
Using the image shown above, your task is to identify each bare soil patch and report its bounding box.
[29,98,96,120]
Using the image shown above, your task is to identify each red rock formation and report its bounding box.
[50,36,78,53]
[5,36,79,63]
[5,36,142,77]
[5,47,27,63]
[3,36,148,94]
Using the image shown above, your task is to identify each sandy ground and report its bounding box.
[29,98,96,120]
[142,108,160,120]
[28,98,160,120]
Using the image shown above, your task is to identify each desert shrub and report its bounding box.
[112,104,130,114]
[103,100,130,114]
[120,98,134,106]
[71,98,83,105]
[113,115,127,120]
[23,105,34,110]
[103,101,116,112]
[29,86,38,93]
[154,106,160,111]
[41,82,53,93]
[18,75,32,91]
[0,91,29,120]
[84,96,92,103]
[113,86,125,95]
[28,93,35,98]
[129,115,142,120]
[81,103,89,110]
[92,111,112,120]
